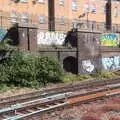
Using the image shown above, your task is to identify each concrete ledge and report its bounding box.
[38,48,77,52]
[101,46,120,52]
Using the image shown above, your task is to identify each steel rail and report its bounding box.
[0,84,120,120]
[0,92,70,114]
[0,77,120,108]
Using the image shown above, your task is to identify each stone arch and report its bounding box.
[63,56,78,74]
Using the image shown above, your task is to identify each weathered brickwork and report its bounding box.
[14,25,120,74]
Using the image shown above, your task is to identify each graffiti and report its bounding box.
[0,28,7,41]
[82,60,95,72]
[37,31,66,45]
[100,33,119,46]
[102,56,120,70]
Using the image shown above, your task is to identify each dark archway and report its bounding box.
[63,56,78,74]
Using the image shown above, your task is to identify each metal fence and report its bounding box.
[0,15,120,33]
[76,20,120,33]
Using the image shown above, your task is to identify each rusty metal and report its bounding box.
[0,83,120,120]
[0,77,120,108]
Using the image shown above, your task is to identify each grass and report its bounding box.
[0,71,119,92]
[63,74,92,83]
[0,84,9,92]
[63,71,119,83]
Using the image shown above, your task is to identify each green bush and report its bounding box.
[0,48,63,88]
[35,56,63,86]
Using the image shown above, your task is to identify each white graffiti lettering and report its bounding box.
[102,56,120,70]
[82,60,95,73]
[37,31,66,45]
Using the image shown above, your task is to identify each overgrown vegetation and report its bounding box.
[0,40,120,91]
[63,71,119,83]
[0,41,64,89]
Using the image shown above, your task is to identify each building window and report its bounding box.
[38,15,46,24]
[91,4,96,14]
[84,3,89,13]
[60,16,65,24]
[10,11,18,23]
[114,7,118,17]
[37,0,45,3]
[59,0,64,5]
[72,0,78,11]
[21,12,29,23]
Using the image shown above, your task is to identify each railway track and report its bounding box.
[0,77,120,108]
[0,82,120,120]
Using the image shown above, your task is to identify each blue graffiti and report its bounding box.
[102,56,120,70]
[100,34,117,41]
[0,28,7,41]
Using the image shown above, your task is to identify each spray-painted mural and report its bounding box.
[100,33,119,46]
[37,31,66,45]
[81,56,120,73]
[102,56,120,70]
[82,56,120,72]
[82,60,95,73]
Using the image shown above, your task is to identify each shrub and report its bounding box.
[0,48,64,88]
[35,55,63,86]
[0,50,38,87]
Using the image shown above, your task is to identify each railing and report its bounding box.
[0,15,120,33]
[76,20,120,33]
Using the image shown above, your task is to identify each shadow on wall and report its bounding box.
[6,25,19,45]
[63,30,77,47]
[63,56,78,74]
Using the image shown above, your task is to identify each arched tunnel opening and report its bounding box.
[63,56,78,74]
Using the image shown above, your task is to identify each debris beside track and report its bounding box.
[41,96,120,120]
[0,77,120,120]
[0,86,120,120]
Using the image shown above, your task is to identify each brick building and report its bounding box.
[0,0,120,31]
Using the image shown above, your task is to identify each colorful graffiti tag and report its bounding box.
[100,33,119,46]
[102,56,120,70]
[81,56,120,73]
[0,28,7,41]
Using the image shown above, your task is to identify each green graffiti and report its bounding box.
[100,34,119,46]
